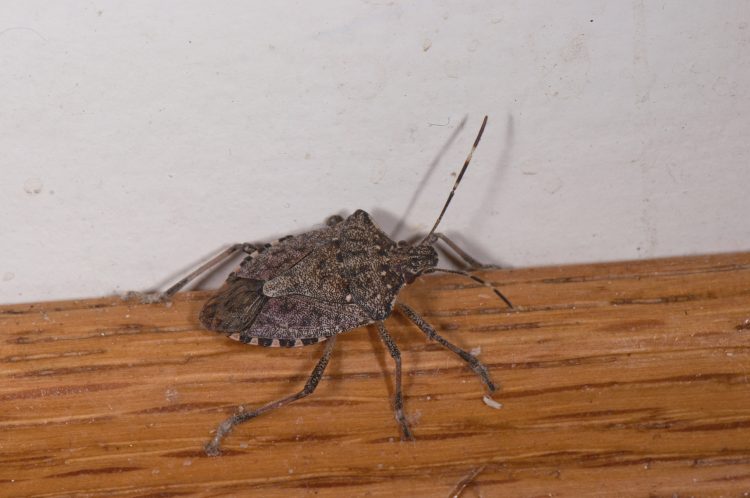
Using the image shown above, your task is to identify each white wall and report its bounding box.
[2,1,749,304]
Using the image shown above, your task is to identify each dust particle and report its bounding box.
[422,39,432,52]
[483,395,503,409]
[165,387,179,402]
[23,178,43,195]
[407,409,422,425]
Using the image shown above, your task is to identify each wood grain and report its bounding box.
[1,253,749,497]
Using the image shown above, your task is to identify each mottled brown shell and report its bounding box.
[199,210,435,345]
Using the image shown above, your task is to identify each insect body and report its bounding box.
[201,210,440,344]
[145,116,514,456]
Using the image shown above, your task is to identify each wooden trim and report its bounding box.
[2,253,750,496]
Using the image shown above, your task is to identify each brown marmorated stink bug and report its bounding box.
[136,116,514,456]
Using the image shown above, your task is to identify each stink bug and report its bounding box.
[137,116,514,456]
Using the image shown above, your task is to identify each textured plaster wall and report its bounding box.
[2,1,749,304]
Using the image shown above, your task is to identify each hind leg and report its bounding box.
[205,336,337,456]
[125,243,258,304]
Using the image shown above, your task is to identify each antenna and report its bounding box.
[421,115,488,244]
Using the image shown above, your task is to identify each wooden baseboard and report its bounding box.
[2,253,749,497]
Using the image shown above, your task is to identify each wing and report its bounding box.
[235,225,337,281]
[200,275,373,346]
[262,243,350,303]
[339,210,405,320]
[200,277,267,332]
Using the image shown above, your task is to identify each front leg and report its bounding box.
[397,302,497,393]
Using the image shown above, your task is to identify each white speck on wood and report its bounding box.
[483,395,503,409]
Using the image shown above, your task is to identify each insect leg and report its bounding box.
[130,243,258,303]
[326,214,345,226]
[204,335,337,456]
[377,321,414,441]
[432,232,498,270]
[425,267,514,309]
[396,302,497,393]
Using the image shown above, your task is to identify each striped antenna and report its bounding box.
[421,115,488,244]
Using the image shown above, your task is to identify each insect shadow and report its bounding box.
[390,115,468,240]
[131,116,515,456]
[474,113,516,239]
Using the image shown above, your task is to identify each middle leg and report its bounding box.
[377,321,414,440]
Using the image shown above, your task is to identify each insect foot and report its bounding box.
[147,116,514,455]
